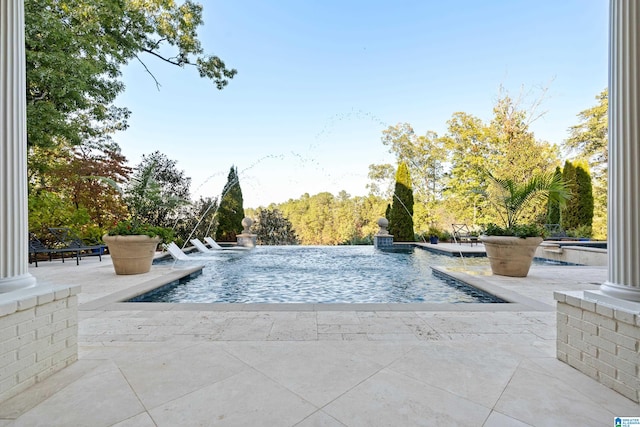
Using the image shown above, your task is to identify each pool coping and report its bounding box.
[79,263,554,313]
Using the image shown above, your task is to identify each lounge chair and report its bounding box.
[29,234,80,266]
[204,237,251,251]
[166,242,190,261]
[48,227,105,261]
[452,224,479,246]
[204,237,223,250]
[190,238,217,253]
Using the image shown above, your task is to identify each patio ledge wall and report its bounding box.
[535,244,607,266]
[0,285,79,403]
[555,291,640,403]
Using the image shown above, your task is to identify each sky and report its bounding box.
[114,0,608,208]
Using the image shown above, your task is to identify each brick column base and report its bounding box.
[0,285,80,403]
[555,291,640,402]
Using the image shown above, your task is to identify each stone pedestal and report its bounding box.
[237,217,257,247]
[373,218,394,249]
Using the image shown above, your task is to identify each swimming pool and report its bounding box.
[131,246,505,304]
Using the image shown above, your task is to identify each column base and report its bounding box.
[555,290,640,403]
[0,273,36,293]
[600,281,640,303]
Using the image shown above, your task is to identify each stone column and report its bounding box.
[0,0,36,293]
[599,0,640,302]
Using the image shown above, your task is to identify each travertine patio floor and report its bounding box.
[0,252,637,426]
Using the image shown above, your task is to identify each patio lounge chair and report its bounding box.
[48,227,105,261]
[204,237,251,251]
[204,237,223,250]
[166,242,190,261]
[190,238,217,253]
[29,234,80,266]
[452,224,479,246]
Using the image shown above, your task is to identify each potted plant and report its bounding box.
[427,226,441,244]
[104,221,174,275]
[480,171,568,277]
[103,162,177,275]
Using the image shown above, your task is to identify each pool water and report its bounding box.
[133,246,504,304]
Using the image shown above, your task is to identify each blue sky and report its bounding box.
[115,0,608,208]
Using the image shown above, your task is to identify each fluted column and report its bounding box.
[0,0,36,293]
[600,0,640,302]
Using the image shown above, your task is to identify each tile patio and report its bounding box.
[0,251,637,426]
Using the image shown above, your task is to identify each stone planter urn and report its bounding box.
[480,235,543,277]
[103,235,162,275]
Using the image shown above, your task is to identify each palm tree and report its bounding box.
[485,170,569,235]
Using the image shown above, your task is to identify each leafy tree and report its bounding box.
[124,151,191,228]
[251,209,299,245]
[561,160,579,231]
[366,164,395,199]
[546,166,563,224]
[441,112,492,226]
[275,192,386,245]
[388,162,414,241]
[575,161,594,232]
[442,91,559,228]
[215,166,244,241]
[174,196,219,245]
[560,159,593,236]
[25,0,237,151]
[489,94,558,183]
[378,124,447,231]
[564,89,608,178]
[563,89,608,239]
[28,141,130,239]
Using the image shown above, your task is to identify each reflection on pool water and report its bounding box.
[133,246,505,304]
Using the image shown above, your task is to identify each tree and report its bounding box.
[484,170,568,234]
[441,112,492,226]
[564,89,608,178]
[442,91,559,228]
[174,196,219,245]
[489,93,558,183]
[28,140,131,239]
[25,0,237,151]
[251,209,299,245]
[576,162,594,231]
[215,166,244,242]
[124,151,191,228]
[561,160,579,231]
[560,160,594,236]
[563,89,608,239]
[366,163,395,199]
[388,162,414,241]
[378,123,447,232]
[546,166,563,224]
